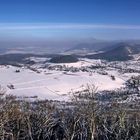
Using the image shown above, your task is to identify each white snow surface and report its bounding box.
[0,60,127,101]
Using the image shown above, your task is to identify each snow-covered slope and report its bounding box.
[0,61,125,101]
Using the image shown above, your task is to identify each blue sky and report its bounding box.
[0,0,140,40]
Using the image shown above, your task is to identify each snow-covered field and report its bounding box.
[0,58,139,101]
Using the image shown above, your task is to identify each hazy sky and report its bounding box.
[0,0,140,40]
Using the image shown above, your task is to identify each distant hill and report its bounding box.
[50,55,79,63]
[65,41,116,54]
[86,43,140,61]
[0,53,57,65]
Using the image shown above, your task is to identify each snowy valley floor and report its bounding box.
[0,58,139,101]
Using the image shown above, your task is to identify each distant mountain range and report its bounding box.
[86,42,140,61]
[50,43,140,62]
[65,40,140,55]
[65,41,116,54]
[0,39,140,62]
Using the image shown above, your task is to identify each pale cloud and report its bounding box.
[0,23,140,30]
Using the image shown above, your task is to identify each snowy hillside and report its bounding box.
[1,57,140,101]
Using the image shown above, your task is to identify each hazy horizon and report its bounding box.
[0,0,140,42]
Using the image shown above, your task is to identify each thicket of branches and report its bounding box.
[0,85,140,140]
